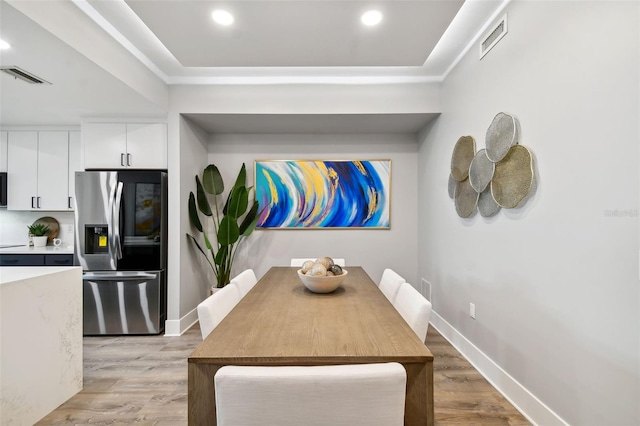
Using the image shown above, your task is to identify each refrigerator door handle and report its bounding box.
[107,179,118,261]
[83,271,159,281]
[113,181,124,260]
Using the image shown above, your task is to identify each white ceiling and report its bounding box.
[0,0,507,132]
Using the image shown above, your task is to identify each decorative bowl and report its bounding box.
[297,269,348,294]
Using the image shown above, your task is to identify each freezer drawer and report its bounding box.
[83,270,166,335]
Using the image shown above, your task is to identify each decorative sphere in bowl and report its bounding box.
[297,268,348,293]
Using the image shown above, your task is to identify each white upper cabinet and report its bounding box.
[68,131,81,210]
[37,132,69,210]
[7,131,69,211]
[83,123,126,169]
[83,122,167,169]
[7,131,38,210]
[0,131,7,172]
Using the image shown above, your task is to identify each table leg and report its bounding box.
[402,360,434,426]
[188,362,221,426]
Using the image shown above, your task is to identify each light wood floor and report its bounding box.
[37,324,530,425]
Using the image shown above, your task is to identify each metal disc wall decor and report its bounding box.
[450,136,476,181]
[454,178,478,218]
[469,149,494,193]
[448,174,456,199]
[486,112,517,162]
[478,187,501,217]
[491,145,534,208]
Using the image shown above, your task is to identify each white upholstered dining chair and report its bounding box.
[214,362,406,426]
[393,282,432,342]
[379,268,405,303]
[196,284,241,340]
[230,268,257,298]
[290,258,346,267]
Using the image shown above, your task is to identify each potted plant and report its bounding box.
[28,223,50,247]
[187,163,262,291]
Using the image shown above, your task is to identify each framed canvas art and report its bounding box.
[255,160,391,229]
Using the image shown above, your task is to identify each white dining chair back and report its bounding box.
[393,282,432,342]
[379,268,405,303]
[214,362,406,426]
[230,268,258,298]
[290,258,346,267]
[196,284,241,340]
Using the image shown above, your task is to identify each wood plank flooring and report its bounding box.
[37,324,530,425]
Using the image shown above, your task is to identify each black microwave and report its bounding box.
[0,172,6,207]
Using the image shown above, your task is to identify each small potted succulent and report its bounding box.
[27,223,50,247]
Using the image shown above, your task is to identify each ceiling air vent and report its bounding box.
[479,14,508,59]
[0,66,51,84]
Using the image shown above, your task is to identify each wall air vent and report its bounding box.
[479,14,508,59]
[0,66,51,84]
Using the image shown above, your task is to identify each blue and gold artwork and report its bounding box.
[255,160,391,229]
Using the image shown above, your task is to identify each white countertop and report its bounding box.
[0,245,74,255]
[0,266,80,285]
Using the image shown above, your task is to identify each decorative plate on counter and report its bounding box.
[32,217,60,245]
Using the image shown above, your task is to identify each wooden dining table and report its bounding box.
[188,266,434,426]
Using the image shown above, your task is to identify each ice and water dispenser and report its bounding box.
[84,225,109,254]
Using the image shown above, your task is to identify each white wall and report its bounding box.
[208,133,418,285]
[418,1,639,425]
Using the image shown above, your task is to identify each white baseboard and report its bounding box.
[430,310,568,426]
[164,307,198,336]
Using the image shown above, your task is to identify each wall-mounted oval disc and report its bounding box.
[448,174,456,199]
[478,187,501,217]
[450,136,476,182]
[491,145,534,209]
[454,178,478,218]
[486,112,517,162]
[469,149,494,193]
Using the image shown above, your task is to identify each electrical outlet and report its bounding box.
[469,303,476,319]
[421,278,432,302]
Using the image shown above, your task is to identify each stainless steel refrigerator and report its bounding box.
[74,171,167,335]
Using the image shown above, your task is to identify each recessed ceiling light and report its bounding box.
[361,10,382,26]
[212,9,234,26]
[0,39,11,50]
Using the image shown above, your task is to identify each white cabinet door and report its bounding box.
[38,131,69,210]
[68,131,81,210]
[0,131,7,172]
[83,123,127,169]
[125,123,167,169]
[7,131,38,210]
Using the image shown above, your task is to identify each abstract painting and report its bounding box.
[255,160,391,229]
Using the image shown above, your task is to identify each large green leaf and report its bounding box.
[195,176,212,216]
[222,189,232,216]
[203,230,213,250]
[233,163,247,190]
[186,234,215,273]
[202,164,224,195]
[227,186,248,219]
[218,216,240,246]
[239,202,259,235]
[214,245,228,266]
[188,192,203,232]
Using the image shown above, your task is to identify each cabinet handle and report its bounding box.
[31,197,35,208]
[37,197,41,208]
[2,259,18,264]
[121,153,125,166]
[127,153,132,166]
[68,197,72,209]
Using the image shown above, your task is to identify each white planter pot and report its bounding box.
[32,236,48,247]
